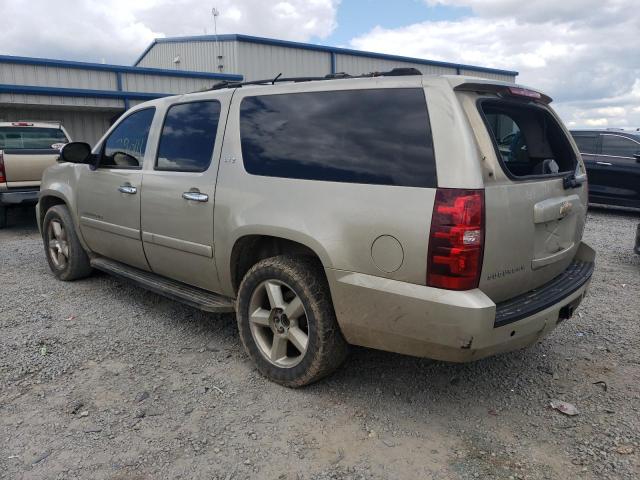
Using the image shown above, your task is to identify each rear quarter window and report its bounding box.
[239,88,436,188]
[479,100,577,179]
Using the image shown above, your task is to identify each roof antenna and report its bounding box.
[272,73,282,85]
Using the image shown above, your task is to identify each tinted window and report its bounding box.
[239,88,436,188]
[601,134,640,158]
[156,101,221,172]
[0,127,68,150]
[481,101,577,178]
[101,108,155,169]
[572,135,598,154]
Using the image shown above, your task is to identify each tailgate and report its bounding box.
[2,149,60,186]
[481,179,587,302]
[462,89,588,303]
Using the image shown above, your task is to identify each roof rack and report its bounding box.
[206,67,422,91]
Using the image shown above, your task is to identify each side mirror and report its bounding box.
[634,152,640,162]
[60,142,92,164]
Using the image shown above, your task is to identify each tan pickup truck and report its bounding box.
[0,121,70,228]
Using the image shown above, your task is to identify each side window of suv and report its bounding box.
[100,108,155,169]
[572,135,598,154]
[156,100,221,172]
[239,88,436,188]
[601,134,640,158]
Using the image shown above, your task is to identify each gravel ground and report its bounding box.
[1,205,639,480]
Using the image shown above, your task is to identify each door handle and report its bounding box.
[596,161,613,166]
[118,185,137,194]
[182,191,209,202]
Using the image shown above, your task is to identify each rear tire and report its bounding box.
[43,205,92,281]
[0,206,7,229]
[236,255,349,387]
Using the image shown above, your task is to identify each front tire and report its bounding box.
[236,255,348,387]
[43,205,92,281]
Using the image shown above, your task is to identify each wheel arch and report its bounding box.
[37,189,89,252]
[229,232,331,296]
[37,191,69,232]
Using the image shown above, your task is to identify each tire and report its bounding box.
[42,204,92,281]
[236,255,349,387]
[0,206,7,229]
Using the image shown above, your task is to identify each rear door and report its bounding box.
[77,108,156,270]
[140,96,228,291]
[462,93,588,303]
[0,125,68,187]
[588,133,640,208]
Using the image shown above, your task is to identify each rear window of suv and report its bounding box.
[0,127,68,150]
[479,100,577,178]
[239,88,436,188]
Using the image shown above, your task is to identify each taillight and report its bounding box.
[427,188,484,290]
[0,151,6,184]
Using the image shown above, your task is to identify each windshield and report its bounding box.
[479,100,577,178]
[0,127,68,150]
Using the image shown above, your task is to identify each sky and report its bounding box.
[1,0,639,129]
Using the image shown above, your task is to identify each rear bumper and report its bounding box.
[0,189,39,206]
[327,241,595,362]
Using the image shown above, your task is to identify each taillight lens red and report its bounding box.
[427,188,484,290]
[0,151,6,184]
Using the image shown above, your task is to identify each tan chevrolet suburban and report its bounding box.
[0,121,70,228]
[36,70,595,386]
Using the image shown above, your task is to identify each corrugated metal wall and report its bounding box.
[335,54,457,76]
[136,39,517,83]
[0,106,118,146]
[236,43,330,80]
[0,62,122,109]
[121,73,214,94]
[136,41,239,74]
[0,58,238,146]
[458,68,514,83]
[0,62,116,89]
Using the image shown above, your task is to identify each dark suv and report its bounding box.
[570,129,640,209]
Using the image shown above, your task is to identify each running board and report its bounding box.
[90,257,235,313]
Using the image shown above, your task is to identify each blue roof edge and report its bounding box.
[138,33,518,77]
[0,83,174,101]
[0,54,243,81]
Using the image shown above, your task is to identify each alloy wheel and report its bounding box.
[47,219,69,269]
[248,279,310,368]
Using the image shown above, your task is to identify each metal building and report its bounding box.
[1,34,516,146]
[135,34,518,82]
[0,55,241,145]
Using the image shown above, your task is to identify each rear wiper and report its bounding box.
[562,171,586,190]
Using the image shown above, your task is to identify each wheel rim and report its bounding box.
[47,219,69,269]
[248,279,310,368]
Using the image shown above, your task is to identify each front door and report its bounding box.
[140,98,227,291]
[589,133,640,208]
[77,108,156,270]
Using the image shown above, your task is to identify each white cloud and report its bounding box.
[351,0,640,128]
[584,118,610,127]
[0,0,339,64]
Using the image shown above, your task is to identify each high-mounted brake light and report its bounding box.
[0,151,6,184]
[507,87,542,99]
[427,189,484,290]
[11,122,33,126]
